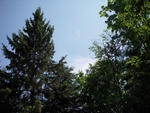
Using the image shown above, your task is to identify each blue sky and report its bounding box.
[0,0,107,73]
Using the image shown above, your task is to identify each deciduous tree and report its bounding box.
[99,0,150,112]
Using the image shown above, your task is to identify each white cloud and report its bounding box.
[67,56,97,73]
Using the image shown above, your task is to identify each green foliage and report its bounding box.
[0,69,12,113]
[93,0,150,112]
[80,31,125,112]
[1,7,78,113]
[77,0,150,112]
[43,65,79,112]
[1,1,150,112]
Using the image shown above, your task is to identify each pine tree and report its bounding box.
[2,7,78,112]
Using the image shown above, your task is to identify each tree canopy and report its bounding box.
[79,0,150,112]
[1,1,150,112]
[1,7,78,113]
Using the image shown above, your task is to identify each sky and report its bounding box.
[0,0,107,73]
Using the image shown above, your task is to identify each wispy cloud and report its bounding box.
[67,56,97,73]
[75,30,81,39]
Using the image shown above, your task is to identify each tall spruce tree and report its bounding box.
[2,7,78,113]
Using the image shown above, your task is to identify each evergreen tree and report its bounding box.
[42,65,79,113]
[0,68,12,113]
[2,7,78,112]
